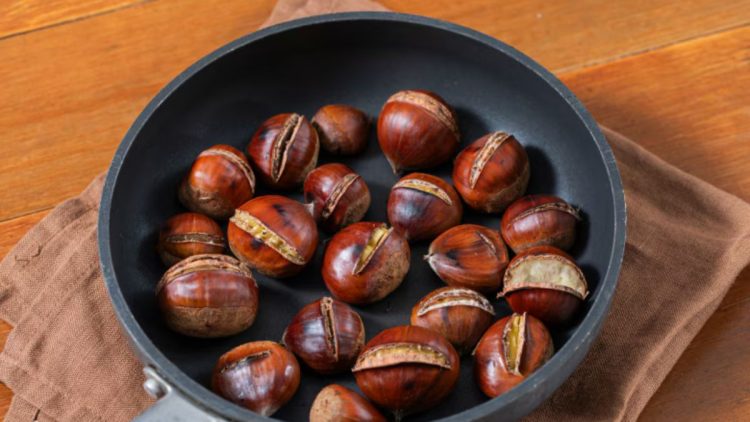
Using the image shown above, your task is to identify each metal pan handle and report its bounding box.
[134,366,225,422]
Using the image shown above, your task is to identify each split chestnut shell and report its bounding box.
[501,194,581,253]
[304,163,371,232]
[309,384,386,422]
[157,212,225,266]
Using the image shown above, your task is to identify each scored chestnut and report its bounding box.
[425,224,510,295]
[500,245,588,325]
[304,163,371,232]
[247,113,319,189]
[387,172,462,242]
[309,384,386,422]
[228,195,318,278]
[410,287,495,355]
[179,144,255,219]
[322,222,410,305]
[453,131,530,213]
[377,89,459,173]
[212,341,300,417]
[473,312,553,398]
[156,254,258,338]
[312,104,370,156]
[282,297,365,374]
[501,194,581,253]
[352,325,460,419]
[157,212,225,266]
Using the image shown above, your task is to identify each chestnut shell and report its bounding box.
[387,172,462,241]
[312,104,370,156]
[157,212,225,266]
[309,384,386,422]
[304,163,371,232]
[501,194,581,253]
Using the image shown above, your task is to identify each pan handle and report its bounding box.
[134,366,225,422]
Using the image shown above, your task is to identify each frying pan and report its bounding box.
[99,12,626,421]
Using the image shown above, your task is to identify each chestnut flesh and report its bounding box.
[453,132,529,213]
[387,172,462,242]
[157,212,225,266]
[156,254,258,338]
[501,194,581,253]
[282,297,365,374]
[501,245,588,325]
[473,312,553,397]
[228,195,318,278]
[304,163,371,232]
[312,104,370,156]
[212,341,300,416]
[309,384,386,422]
[322,222,410,305]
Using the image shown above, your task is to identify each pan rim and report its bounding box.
[98,11,626,421]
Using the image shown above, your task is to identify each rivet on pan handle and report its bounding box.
[134,366,226,422]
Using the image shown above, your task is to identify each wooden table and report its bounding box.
[1,0,748,419]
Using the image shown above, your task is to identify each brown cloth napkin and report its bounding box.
[1,1,749,421]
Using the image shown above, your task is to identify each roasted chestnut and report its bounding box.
[157,212,225,266]
[352,325,460,418]
[322,222,410,305]
[453,132,529,213]
[500,245,588,325]
[377,90,459,173]
[501,194,581,253]
[425,224,509,294]
[156,254,258,337]
[473,312,553,398]
[304,163,371,232]
[212,341,300,416]
[228,195,318,278]
[178,144,255,219]
[410,287,495,355]
[312,104,370,156]
[309,384,386,422]
[387,172,462,242]
[247,113,319,189]
[282,297,365,374]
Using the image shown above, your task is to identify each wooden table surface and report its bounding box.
[1,0,748,420]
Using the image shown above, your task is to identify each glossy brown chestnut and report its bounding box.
[425,224,509,295]
[212,341,300,417]
[473,313,553,397]
[157,212,225,266]
[178,144,255,219]
[453,132,530,213]
[410,287,495,355]
[322,222,410,305]
[247,113,319,189]
[312,104,370,156]
[309,384,386,422]
[387,172,462,242]
[500,245,588,325]
[156,254,258,337]
[352,325,460,419]
[377,90,459,173]
[282,297,365,374]
[501,194,581,253]
[228,195,318,278]
[304,163,371,232]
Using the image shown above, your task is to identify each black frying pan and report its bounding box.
[99,12,626,421]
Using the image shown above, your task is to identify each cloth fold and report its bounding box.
[1,1,749,421]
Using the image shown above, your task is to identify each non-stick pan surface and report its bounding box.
[99,12,626,421]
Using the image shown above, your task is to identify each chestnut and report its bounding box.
[156,254,258,338]
[473,312,553,398]
[501,194,581,253]
[228,195,318,278]
[410,287,495,355]
[312,104,370,156]
[310,384,386,422]
[282,297,365,374]
[425,224,509,295]
[322,222,410,305]
[453,132,530,213]
[212,341,300,416]
[304,163,371,232]
[377,90,459,173]
[352,325,460,419]
[157,212,225,266]
[247,113,319,189]
[500,245,588,325]
[179,144,255,219]
[387,172,462,242]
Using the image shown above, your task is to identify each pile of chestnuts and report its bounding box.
[152,91,590,420]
